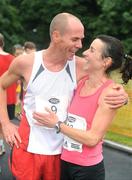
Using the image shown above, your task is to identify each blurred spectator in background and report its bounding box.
[15,41,37,120]
[23,41,36,54]
[12,44,24,57]
[0,33,17,155]
[0,33,17,120]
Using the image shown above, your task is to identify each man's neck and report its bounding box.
[42,48,68,72]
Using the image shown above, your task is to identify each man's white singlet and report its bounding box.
[23,50,77,155]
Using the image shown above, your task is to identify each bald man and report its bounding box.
[0,13,127,179]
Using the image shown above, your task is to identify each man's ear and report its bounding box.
[52,31,61,43]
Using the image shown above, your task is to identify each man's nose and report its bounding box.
[76,40,82,49]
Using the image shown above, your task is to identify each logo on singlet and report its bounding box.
[48,98,60,113]
[49,98,60,104]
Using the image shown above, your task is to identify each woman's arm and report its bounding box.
[33,90,117,147]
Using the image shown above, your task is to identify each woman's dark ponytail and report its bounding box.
[120,54,132,84]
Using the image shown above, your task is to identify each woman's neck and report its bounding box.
[87,72,108,88]
[80,72,108,96]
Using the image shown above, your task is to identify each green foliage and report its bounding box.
[89,0,132,53]
[0,0,24,51]
[0,0,132,53]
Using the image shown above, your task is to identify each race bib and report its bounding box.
[34,95,68,127]
[63,113,87,152]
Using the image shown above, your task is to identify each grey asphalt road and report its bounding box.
[104,146,132,180]
[0,119,132,180]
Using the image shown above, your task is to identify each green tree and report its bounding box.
[1,0,132,54]
[0,0,23,51]
[87,0,132,53]
[16,0,91,49]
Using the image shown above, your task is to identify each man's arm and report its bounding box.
[0,59,22,148]
[103,83,128,108]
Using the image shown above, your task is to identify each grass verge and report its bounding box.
[105,131,132,147]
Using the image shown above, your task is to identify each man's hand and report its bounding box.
[1,121,21,148]
[104,83,128,108]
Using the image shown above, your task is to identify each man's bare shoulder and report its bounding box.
[75,55,87,82]
[11,53,34,71]
[15,53,34,64]
[9,52,35,79]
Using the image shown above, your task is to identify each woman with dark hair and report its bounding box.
[34,35,132,180]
